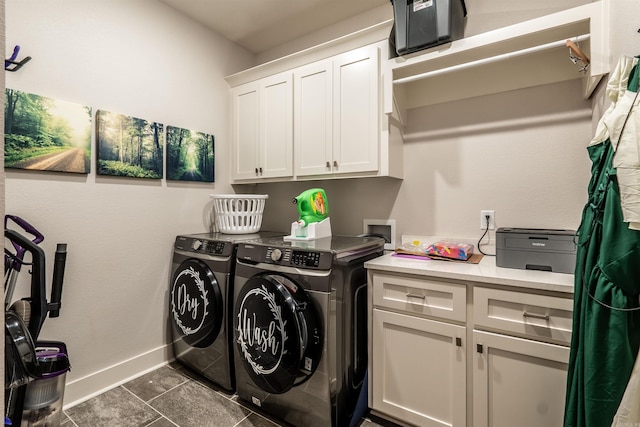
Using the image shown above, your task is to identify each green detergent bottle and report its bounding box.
[292,188,329,227]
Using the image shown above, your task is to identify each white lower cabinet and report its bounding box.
[472,330,570,427]
[368,270,573,427]
[372,309,466,427]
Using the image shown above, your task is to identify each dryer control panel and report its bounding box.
[175,236,231,257]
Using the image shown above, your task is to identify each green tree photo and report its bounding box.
[166,126,214,182]
[96,110,163,179]
[4,89,91,173]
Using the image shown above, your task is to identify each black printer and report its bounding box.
[496,228,577,274]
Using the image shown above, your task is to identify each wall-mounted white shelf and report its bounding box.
[385,1,609,121]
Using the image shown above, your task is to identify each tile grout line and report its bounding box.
[62,413,80,427]
[127,376,191,405]
[121,385,173,424]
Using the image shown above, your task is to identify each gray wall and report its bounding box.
[4,0,253,405]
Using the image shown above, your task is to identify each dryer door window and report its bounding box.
[234,274,322,394]
[171,259,223,348]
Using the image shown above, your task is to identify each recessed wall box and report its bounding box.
[363,219,396,251]
[390,0,467,57]
[496,228,577,274]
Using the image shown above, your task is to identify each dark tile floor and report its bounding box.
[60,363,387,427]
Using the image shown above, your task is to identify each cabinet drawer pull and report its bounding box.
[406,293,425,300]
[523,311,550,321]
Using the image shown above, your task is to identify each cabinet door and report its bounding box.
[372,309,466,427]
[259,72,293,179]
[231,81,260,181]
[333,45,379,174]
[473,330,569,427]
[293,61,333,177]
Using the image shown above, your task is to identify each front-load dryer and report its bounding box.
[232,235,384,426]
[169,231,283,391]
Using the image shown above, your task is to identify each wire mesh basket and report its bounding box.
[210,194,268,234]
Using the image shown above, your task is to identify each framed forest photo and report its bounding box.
[96,110,163,179]
[166,126,214,182]
[4,89,91,174]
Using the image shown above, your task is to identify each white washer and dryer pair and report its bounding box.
[232,235,385,427]
[168,231,283,391]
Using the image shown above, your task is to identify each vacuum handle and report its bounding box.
[48,243,67,318]
[4,229,47,340]
[5,215,45,244]
[5,215,45,273]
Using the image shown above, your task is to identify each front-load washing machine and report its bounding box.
[169,231,283,391]
[232,235,384,427]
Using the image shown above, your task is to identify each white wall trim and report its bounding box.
[63,344,173,410]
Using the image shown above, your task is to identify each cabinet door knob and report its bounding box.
[333,160,338,168]
[255,167,258,175]
[326,161,331,168]
[259,167,263,174]
[523,311,550,321]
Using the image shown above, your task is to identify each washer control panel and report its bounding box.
[291,250,321,268]
[260,246,331,269]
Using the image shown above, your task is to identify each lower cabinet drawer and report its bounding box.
[473,287,573,345]
[372,273,466,323]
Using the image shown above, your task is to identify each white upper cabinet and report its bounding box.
[332,46,379,175]
[293,61,333,176]
[260,73,293,178]
[228,39,401,184]
[231,81,259,181]
[294,45,379,178]
[231,72,293,181]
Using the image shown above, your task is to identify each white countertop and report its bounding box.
[365,252,575,294]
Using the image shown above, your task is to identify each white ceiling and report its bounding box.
[158,0,391,55]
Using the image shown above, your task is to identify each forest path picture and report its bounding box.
[166,126,214,182]
[96,110,163,179]
[4,89,91,174]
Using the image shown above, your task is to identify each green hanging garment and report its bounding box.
[563,57,640,427]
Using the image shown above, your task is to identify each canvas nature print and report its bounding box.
[166,126,214,182]
[96,110,163,179]
[4,89,91,174]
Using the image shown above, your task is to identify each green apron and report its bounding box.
[564,63,640,427]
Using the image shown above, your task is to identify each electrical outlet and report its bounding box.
[480,210,495,230]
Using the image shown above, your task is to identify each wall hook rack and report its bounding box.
[5,45,31,72]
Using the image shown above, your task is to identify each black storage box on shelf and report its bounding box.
[390,0,467,57]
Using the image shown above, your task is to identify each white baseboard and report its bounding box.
[63,344,174,410]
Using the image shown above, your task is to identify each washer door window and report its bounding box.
[234,274,322,394]
[171,259,223,348]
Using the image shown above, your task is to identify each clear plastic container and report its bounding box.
[21,342,70,427]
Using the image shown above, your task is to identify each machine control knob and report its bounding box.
[192,240,203,251]
[270,248,282,262]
